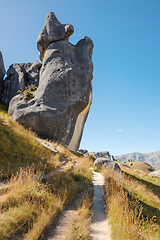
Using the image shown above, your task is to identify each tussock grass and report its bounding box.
[64,190,93,240]
[0,102,89,180]
[63,157,94,240]
[0,102,95,239]
[103,168,160,240]
[0,159,93,239]
[0,167,63,239]
[122,166,160,186]
[73,156,93,182]
[120,161,154,174]
[122,168,160,199]
[0,104,63,180]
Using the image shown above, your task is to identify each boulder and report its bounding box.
[2,61,41,105]
[37,12,74,61]
[79,149,89,155]
[0,51,6,93]
[8,12,93,152]
[149,170,160,178]
[94,158,121,172]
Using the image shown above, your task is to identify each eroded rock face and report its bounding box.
[37,12,74,61]
[0,51,6,93]
[2,61,41,105]
[8,12,93,151]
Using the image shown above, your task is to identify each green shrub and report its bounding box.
[18,84,37,101]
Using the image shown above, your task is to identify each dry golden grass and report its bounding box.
[0,102,93,239]
[64,190,93,240]
[0,158,93,240]
[0,102,94,239]
[103,168,160,240]
[120,161,154,174]
[0,105,64,180]
[122,166,160,188]
[0,167,63,239]
[62,158,96,240]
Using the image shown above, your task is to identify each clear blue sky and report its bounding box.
[0,0,160,156]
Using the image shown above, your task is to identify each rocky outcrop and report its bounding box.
[79,149,89,155]
[90,151,115,161]
[2,61,41,105]
[149,170,160,178]
[0,52,6,94]
[37,12,74,61]
[94,158,121,172]
[8,12,93,151]
[79,150,116,160]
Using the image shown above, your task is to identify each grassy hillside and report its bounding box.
[119,161,154,174]
[103,163,160,240]
[0,102,94,239]
[2,101,160,239]
[0,102,90,180]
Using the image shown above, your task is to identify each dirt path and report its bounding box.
[90,171,112,240]
[41,192,85,240]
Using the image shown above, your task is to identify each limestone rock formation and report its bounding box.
[2,61,41,105]
[0,51,6,93]
[89,151,115,161]
[8,12,93,151]
[37,12,74,61]
[94,158,121,172]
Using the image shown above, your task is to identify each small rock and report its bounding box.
[60,156,68,162]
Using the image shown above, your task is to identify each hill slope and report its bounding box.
[0,102,94,239]
[115,150,160,169]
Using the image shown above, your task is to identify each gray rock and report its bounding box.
[8,12,93,152]
[60,156,68,162]
[2,61,41,105]
[79,149,89,155]
[94,158,121,172]
[111,155,115,161]
[0,51,6,93]
[149,170,160,178]
[91,151,112,159]
[37,12,74,61]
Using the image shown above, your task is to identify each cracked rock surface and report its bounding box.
[8,12,93,151]
[2,61,41,105]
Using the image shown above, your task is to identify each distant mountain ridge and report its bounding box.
[115,150,160,169]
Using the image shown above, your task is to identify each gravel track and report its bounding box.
[90,171,112,240]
